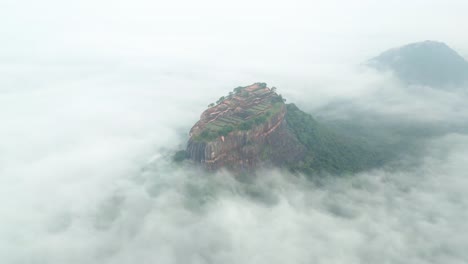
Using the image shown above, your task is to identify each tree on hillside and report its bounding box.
[233,86,243,94]
[216,96,225,104]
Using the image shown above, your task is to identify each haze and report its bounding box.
[1,0,468,263]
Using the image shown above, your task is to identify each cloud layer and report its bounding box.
[3,132,468,263]
[1,0,468,263]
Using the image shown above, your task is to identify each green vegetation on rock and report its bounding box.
[285,104,384,174]
[192,84,284,142]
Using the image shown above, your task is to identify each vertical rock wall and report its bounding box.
[186,105,305,171]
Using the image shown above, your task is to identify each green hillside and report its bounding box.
[285,104,385,174]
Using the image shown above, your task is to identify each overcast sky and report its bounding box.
[2,0,468,63]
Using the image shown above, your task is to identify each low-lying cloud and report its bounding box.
[2,53,468,264]
[3,131,468,263]
[2,0,468,263]
[2,58,468,263]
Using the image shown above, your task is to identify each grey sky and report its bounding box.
[2,0,468,63]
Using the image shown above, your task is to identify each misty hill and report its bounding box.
[368,40,468,87]
[179,83,384,174]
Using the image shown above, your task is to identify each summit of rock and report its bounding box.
[189,83,285,142]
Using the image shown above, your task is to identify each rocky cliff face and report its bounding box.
[186,83,305,171]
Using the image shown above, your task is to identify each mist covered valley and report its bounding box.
[2,0,468,263]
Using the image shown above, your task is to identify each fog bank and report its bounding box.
[2,0,468,263]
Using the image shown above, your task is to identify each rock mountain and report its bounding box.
[183,83,381,174]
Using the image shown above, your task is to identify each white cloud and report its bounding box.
[1,0,468,263]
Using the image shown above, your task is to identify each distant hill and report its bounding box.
[368,40,468,87]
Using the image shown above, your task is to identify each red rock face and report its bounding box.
[186,84,305,171]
